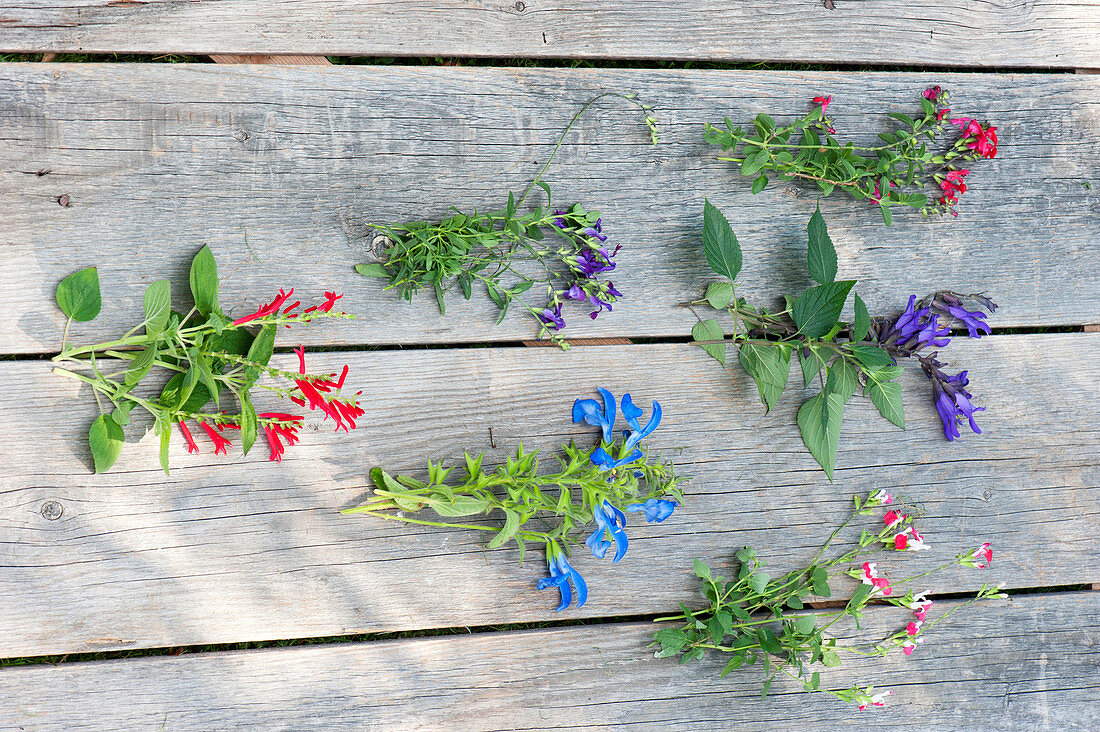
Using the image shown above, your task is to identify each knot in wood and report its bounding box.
[233,129,251,142]
[514,1,526,11]
[40,500,63,521]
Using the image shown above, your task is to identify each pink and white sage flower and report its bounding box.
[893,526,930,551]
[902,620,925,656]
[856,689,892,710]
[860,561,893,596]
[960,542,993,569]
[883,510,908,529]
[868,489,893,507]
[902,637,925,656]
[908,592,934,622]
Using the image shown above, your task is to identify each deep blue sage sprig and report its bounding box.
[343,389,683,611]
[688,201,996,477]
[356,93,659,348]
[652,490,1005,711]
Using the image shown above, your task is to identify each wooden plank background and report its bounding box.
[1,593,1096,730]
[2,65,1099,355]
[1,1,1099,68]
[2,335,1096,657]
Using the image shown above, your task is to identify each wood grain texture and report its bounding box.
[1,64,1098,354]
[1,334,1096,657]
[1,592,1097,731]
[1,1,1098,68]
[209,54,331,65]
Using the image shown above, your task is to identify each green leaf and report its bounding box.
[111,401,133,427]
[798,347,829,388]
[792,280,855,338]
[881,204,893,226]
[847,583,872,611]
[867,380,905,429]
[143,279,171,336]
[692,319,726,366]
[156,418,171,475]
[738,342,791,413]
[242,324,276,388]
[433,496,491,517]
[794,616,816,635]
[355,263,390,278]
[705,281,733,310]
[852,292,871,341]
[796,391,846,479]
[811,567,831,597]
[786,596,804,610]
[158,372,213,414]
[434,283,446,316]
[487,509,521,549]
[751,174,768,194]
[693,558,712,581]
[125,344,158,386]
[825,359,858,403]
[702,199,742,283]
[806,205,837,285]
[849,343,894,371]
[56,266,102,322]
[189,245,220,317]
[88,414,124,473]
[239,395,258,456]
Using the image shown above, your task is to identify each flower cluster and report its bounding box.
[357,93,657,348]
[876,291,997,441]
[51,246,359,474]
[653,491,1004,711]
[704,85,998,224]
[345,388,683,611]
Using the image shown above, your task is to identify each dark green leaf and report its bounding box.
[806,205,837,285]
[867,380,905,429]
[825,359,858,403]
[792,280,855,338]
[786,596,804,610]
[143,279,171,336]
[56,266,102,322]
[239,395,258,456]
[852,293,871,341]
[702,199,742,282]
[881,204,893,226]
[125,344,157,386]
[811,567,831,597]
[89,414,124,473]
[798,348,829,388]
[738,342,790,413]
[242,324,276,388]
[847,583,872,611]
[692,319,726,366]
[751,174,768,194]
[459,275,472,300]
[434,283,446,316]
[189,245,220,317]
[849,343,894,370]
[355,263,390,278]
[796,391,846,479]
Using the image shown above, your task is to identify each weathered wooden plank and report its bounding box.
[1,1,1098,68]
[1,592,1096,730]
[1,65,1098,354]
[0,334,1096,657]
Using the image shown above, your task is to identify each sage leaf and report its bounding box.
[806,205,837,285]
[89,414,124,473]
[702,199,742,282]
[56,266,102,322]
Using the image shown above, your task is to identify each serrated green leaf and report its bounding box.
[487,509,521,549]
[705,281,733,310]
[143,279,171,336]
[693,558,712,581]
[852,292,871,341]
[738,342,790,413]
[189,245,220,317]
[692,319,726,366]
[825,359,858,403]
[796,391,846,479]
[88,414,124,473]
[355,263,390,278]
[792,280,855,338]
[867,379,905,429]
[794,616,816,635]
[849,343,894,371]
[806,205,837,285]
[702,199,742,282]
[56,266,102,322]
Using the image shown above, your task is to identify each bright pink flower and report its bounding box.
[906,621,921,636]
[813,95,832,113]
[951,118,998,158]
[883,510,907,529]
[964,542,993,569]
[909,592,934,622]
[303,291,344,315]
[902,638,924,656]
[868,489,893,506]
[922,86,940,101]
[893,526,929,552]
[258,413,303,463]
[231,288,295,327]
[861,562,893,596]
[936,107,950,121]
[178,420,199,454]
[199,421,232,455]
[856,689,892,710]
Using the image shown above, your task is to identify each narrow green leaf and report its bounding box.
[487,509,521,549]
[189,245,220,317]
[692,319,726,366]
[355,263,390,278]
[702,199,742,282]
[852,292,871,341]
[705,281,733,310]
[88,414,124,473]
[56,266,102,322]
[796,391,846,479]
[125,344,157,386]
[738,342,791,413]
[143,279,171,336]
[792,280,855,338]
[434,283,446,316]
[806,205,837,284]
[157,419,171,475]
[239,395,258,456]
[867,380,905,429]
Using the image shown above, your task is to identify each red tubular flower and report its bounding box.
[951,118,998,159]
[936,107,950,121]
[231,288,295,327]
[178,420,200,454]
[812,95,831,113]
[257,413,303,463]
[199,421,232,455]
[303,291,344,315]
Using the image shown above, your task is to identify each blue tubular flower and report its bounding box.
[622,397,662,452]
[913,313,952,350]
[931,292,994,339]
[922,356,984,441]
[587,500,629,562]
[590,445,644,472]
[626,498,678,523]
[573,387,616,444]
[537,549,588,611]
[944,304,991,338]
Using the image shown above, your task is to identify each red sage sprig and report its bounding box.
[51,246,363,474]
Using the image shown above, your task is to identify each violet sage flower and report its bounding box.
[922,355,984,441]
[537,302,565,331]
